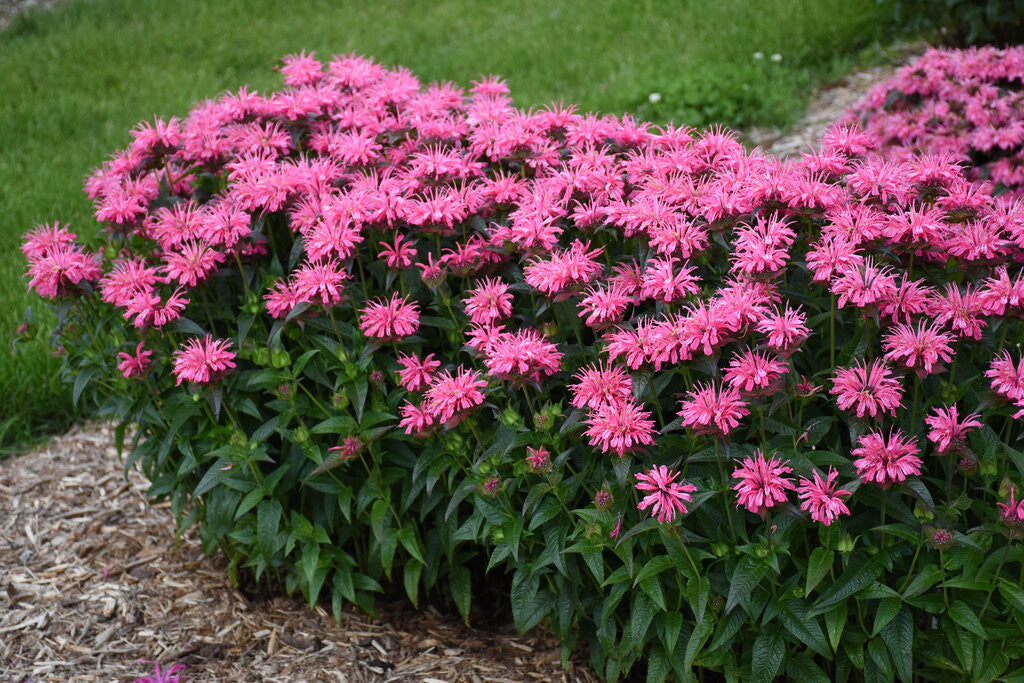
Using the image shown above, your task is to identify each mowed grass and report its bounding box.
[0,0,898,448]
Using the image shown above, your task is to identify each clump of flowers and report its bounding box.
[24,51,1024,681]
[846,46,1024,196]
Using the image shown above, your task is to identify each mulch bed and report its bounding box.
[0,424,592,682]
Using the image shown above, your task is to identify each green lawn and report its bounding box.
[0,0,899,449]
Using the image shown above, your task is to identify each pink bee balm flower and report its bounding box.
[578,284,632,328]
[925,405,983,455]
[525,446,552,472]
[423,366,487,425]
[569,362,633,411]
[172,336,236,386]
[481,328,562,383]
[292,258,349,306]
[378,233,417,269]
[396,352,440,392]
[360,293,420,340]
[398,401,435,437]
[852,429,922,487]
[635,465,697,523]
[462,277,513,325]
[731,450,795,515]
[830,359,903,419]
[997,486,1024,529]
[21,221,77,260]
[832,257,897,309]
[678,382,749,436]
[25,244,102,300]
[583,400,656,457]
[723,348,789,396]
[797,468,852,526]
[755,305,810,354]
[986,351,1024,403]
[328,435,364,462]
[882,321,954,376]
[117,342,153,379]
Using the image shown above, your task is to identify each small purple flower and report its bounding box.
[134,660,188,683]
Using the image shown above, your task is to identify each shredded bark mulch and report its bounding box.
[0,424,593,682]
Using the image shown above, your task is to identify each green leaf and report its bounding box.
[881,608,913,683]
[998,578,1024,613]
[813,554,885,611]
[901,564,944,599]
[824,602,847,652]
[631,593,657,647]
[871,596,902,636]
[449,565,471,625]
[658,611,683,657]
[726,556,768,614]
[805,547,834,595]
[72,367,97,406]
[751,626,785,683]
[780,600,830,658]
[403,559,423,607]
[300,542,319,585]
[634,556,674,586]
[682,614,714,675]
[949,600,986,638]
[867,637,893,681]
[257,499,282,558]
[685,576,710,625]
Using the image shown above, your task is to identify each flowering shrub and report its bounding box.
[23,52,1024,681]
[846,46,1024,197]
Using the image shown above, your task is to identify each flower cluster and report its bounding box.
[847,46,1024,196]
[24,51,1024,680]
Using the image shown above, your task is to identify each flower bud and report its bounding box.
[369,369,386,385]
[594,489,614,511]
[927,527,955,550]
[837,534,855,552]
[293,425,310,444]
[711,542,729,558]
[957,457,978,476]
[491,528,505,544]
[271,349,291,369]
[336,347,350,364]
[253,347,270,366]
[500,407,524,428]
[332,393,350,410]
[981,459,998,476]
[480,477,502,497]
[913,501,934,522]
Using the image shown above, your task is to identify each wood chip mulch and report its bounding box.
[0,423,595,682]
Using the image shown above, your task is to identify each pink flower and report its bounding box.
[882,321,954,376]
[398,401,435,437]
[360,293,420,340]
[21,222,77,260]
[852,429,922,487]
[678,382,748,436]
[830,359,903,419]
[723,348,789,396]
[423,366,487,425]
[579,285,632,328]
[796,468,852,526]
[378,233,417,269]
[481,328,562,383]
[832,257,897,309]
[171,336,236,386]
[396,352,440,391]
[525,446,552,472]
[462,277,513,325]
[25,244,101,299]
[731,450,795,515]
[583,400,656,457]
[756,305,810,354]
[328,435,364,462]
[569,362,633,411]
[635,465,696,523]
[925,405,983,455]
[163,240,224,288]
[524,240,604,298]
[985,351,1024,403]
[292,258,349,306]
[116,342,153,379]
[639,257,700,303]
[997,486,1024,529]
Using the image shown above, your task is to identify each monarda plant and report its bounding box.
[846,46,1024,198]
[23,52,1024,681]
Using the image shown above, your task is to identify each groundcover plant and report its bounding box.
[22,53,1024,681]
[847,46,1024,198]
